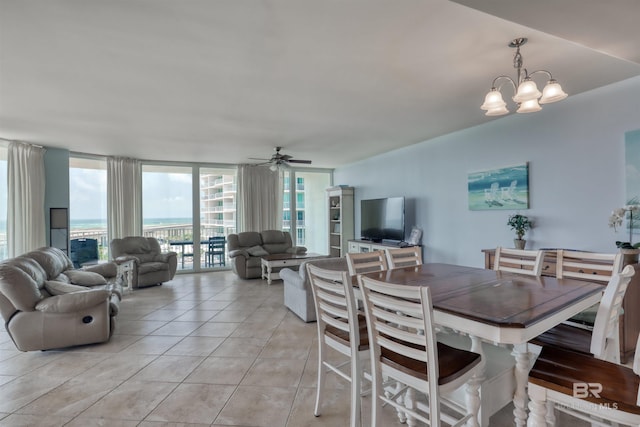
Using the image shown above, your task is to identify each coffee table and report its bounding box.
[261,253,328,285]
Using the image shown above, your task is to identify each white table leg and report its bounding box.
[527,383,547,427]
[512,343,531,427]
[465,335,484,427]
[266,265,273,285]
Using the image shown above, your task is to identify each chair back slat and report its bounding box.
[590,265,635,361]
[346,251,388,275]
[385,246,422,268]
[307,264,361,355]
[557,250,623,283]
[493,247,544,276]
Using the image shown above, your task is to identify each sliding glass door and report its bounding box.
[283,170,331,253]
[69,156,108,263]
[200,167,236,269]
[0,145,7,260]
[142,165,193,270]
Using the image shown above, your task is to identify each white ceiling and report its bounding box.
[1,0,639,168]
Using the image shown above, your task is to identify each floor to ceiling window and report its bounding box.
[142,165,194,271]
[0,144,7,260]
[200,167,237,269]
[283,170,331,254]
[69,156,108,264]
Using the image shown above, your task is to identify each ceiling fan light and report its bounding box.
[539,79,568,104]
[513,78,541,103]
[516,98,542,113]
[269,164,278,172]
[480,88,506,111]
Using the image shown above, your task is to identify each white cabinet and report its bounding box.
[348,240,392,253]
[327,186,354,257]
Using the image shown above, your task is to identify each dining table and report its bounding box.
[360,262,605,427]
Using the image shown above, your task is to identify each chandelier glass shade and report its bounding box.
[480,38,567,116]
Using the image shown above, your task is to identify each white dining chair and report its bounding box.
[556,250,623,329]
[307,263,369,427]
[358,274,482,427]
[346,250,388,276]
[493,246,544,276]
[528,331,640,427]
[385,246,422,268]
[532,264,634,363]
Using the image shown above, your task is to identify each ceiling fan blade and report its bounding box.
[248,157,271,161]
[287,159,312,164]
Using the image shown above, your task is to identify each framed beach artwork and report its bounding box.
[624,129,640,231]
[468,163,529,210]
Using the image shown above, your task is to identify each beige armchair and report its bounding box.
[110,236,177,288]
[0,247,122,351]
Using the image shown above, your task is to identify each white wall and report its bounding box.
[334,76,640,268]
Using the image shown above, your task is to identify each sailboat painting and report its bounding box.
[468,163,529,210]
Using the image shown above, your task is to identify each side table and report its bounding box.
[117,260,135,293]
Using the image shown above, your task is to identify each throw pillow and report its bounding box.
[45,281,89,296]
[65,270,107,286]
[246,245,269,256]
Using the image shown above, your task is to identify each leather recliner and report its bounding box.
[227,230,307,279]
[110,236,177,288]
[0,246,122,351]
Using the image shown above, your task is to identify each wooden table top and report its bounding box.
[361,263,604,330]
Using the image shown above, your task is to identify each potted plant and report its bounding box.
[507,213,532,249]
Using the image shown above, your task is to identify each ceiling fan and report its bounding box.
[250,147,312,170]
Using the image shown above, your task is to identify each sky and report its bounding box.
[69,168,193,220]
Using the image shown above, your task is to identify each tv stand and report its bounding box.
[348,239,420,254]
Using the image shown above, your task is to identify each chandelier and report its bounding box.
[480,37,568,116]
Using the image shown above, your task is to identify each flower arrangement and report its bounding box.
[609,205,640,249]
[507,213,532,240]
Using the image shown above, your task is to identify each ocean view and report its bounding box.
[71,218,192,230]
[0,218,193,231]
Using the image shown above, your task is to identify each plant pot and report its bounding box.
[514,239,526,249]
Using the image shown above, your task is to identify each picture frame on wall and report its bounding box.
[468,163,529,211]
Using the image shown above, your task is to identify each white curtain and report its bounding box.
[107,157,142,239]
[237,164,283,232]
[7,141,46,257]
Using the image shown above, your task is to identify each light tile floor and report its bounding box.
[0,271,588,426]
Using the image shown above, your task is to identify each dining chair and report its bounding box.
[527,331,640,427]
[493,246,544,276]
[531,264,635,364]
[358,274,482,427]
[307,263,370,427]
[205,236,226,267]
[385,246,422,268]
[346,250,388,276]
[556,249,623,331]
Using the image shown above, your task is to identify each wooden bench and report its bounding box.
[528,345,640,426]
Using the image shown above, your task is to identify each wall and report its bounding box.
[334,76,640,268]
[44,148,70,246]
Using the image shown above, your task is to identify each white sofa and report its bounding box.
[280,257,348,322]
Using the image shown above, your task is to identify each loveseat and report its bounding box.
[280,256,348,322]
[0,246,123,351]
[227,230,307,279]
[110,236,177,288]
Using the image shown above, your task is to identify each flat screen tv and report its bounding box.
[361,197,405,242]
